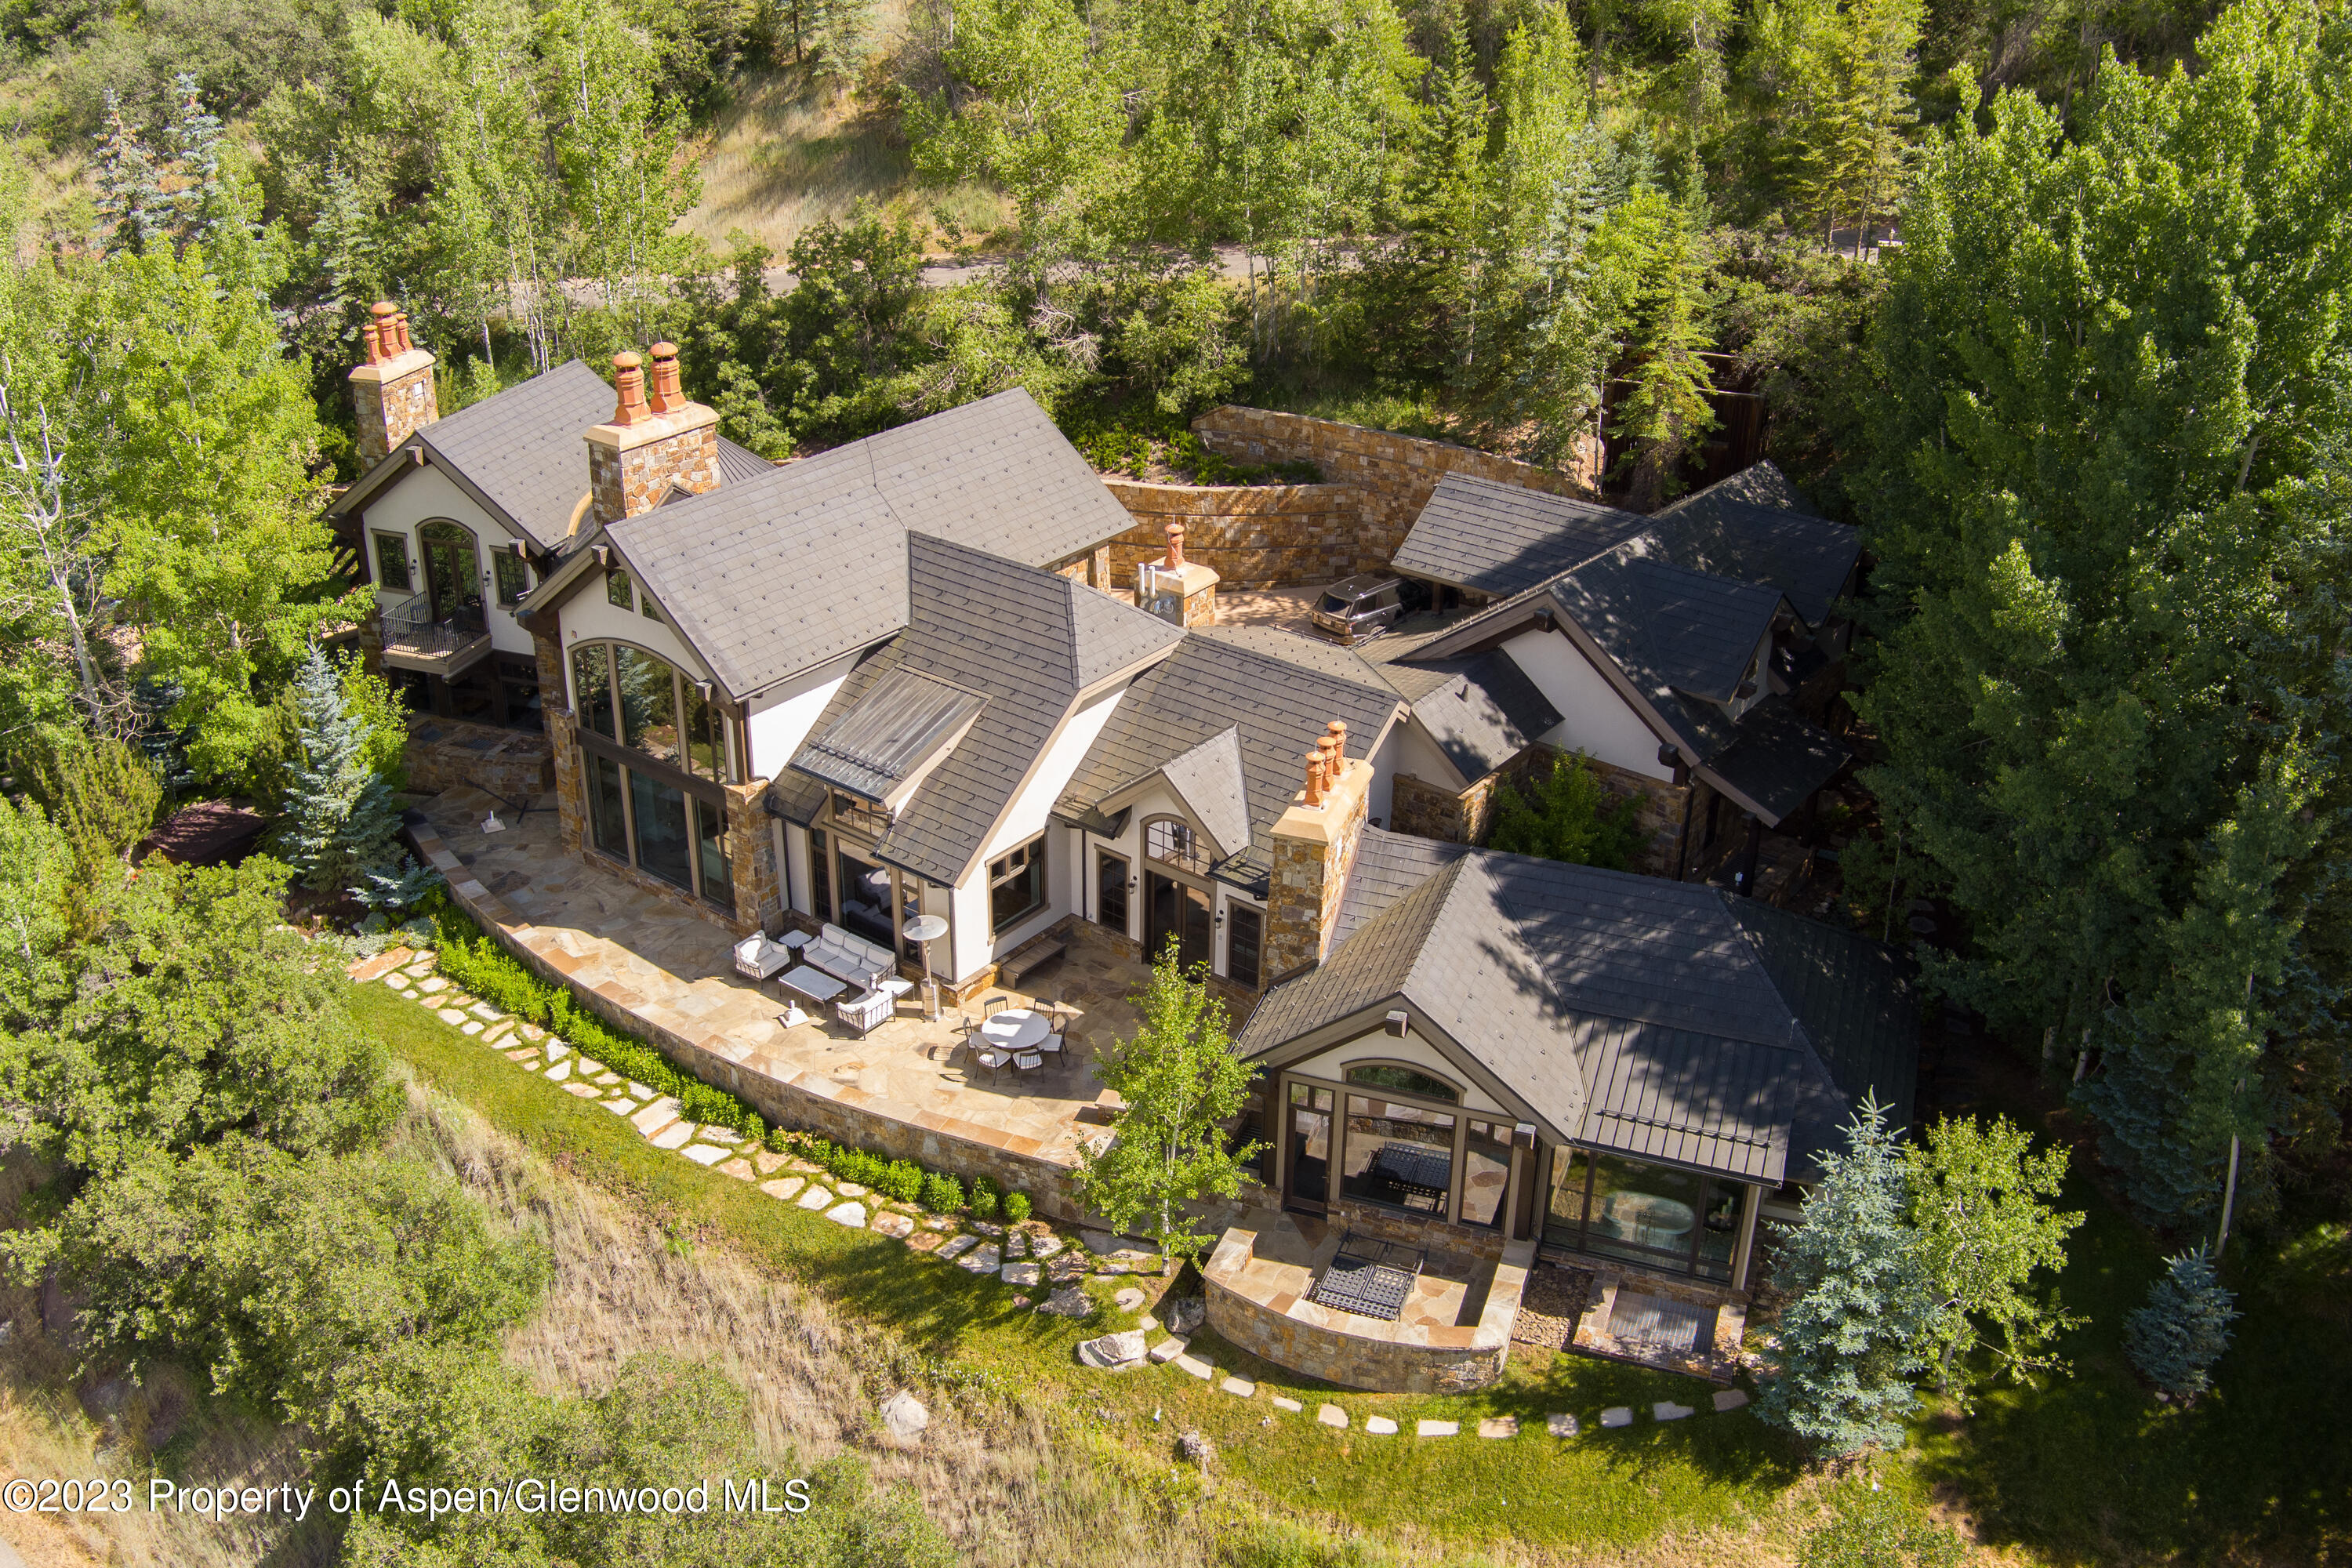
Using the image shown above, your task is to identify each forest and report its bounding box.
[2,0,2350,1559]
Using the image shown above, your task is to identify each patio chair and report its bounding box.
[835,987,894,1039]
[974,1046,1011,1082]
[1014,1051,1044,1077]
[983,995,1011,1018]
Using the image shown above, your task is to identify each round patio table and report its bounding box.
[1604,1193,1697,1249]
[979,1009,1051,1054]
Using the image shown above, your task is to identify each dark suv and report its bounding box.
[1309,574,1406,644]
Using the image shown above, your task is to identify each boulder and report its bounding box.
[1037,1287,1093,1318]
[1077,1331,1149,1370]
[880,1390,929,1441]
[1164,1297,1207,1336]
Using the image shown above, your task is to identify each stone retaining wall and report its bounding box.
[1388,745,1690,878]
[405,716,554,801]
[1102,479,1374,588]
[1201,1227,1533,1394]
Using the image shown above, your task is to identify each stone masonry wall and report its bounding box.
[354,361,437,469]
[1264,760,1372,978]
[588,421,722,529]
[1102,480,1375,588]
[1189,406,1606,573]
[1388,745,1690,877]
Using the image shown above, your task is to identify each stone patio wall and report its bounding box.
[1201,1226,1532,1394]
[404,716,554,801]
[1102,479,1374,587]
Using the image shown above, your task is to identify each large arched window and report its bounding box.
[569,640,734,910]
[416,520,483,626]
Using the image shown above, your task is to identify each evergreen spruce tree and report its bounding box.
[93,90,164,256]
[1599,191,1719,509]
[2124,1245,2237,1400]
[1757,1096,1940,1454]
[164,73,227,249]
[274,647,403,894]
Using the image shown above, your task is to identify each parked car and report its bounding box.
[1309,573,1407,644]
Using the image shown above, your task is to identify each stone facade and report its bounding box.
[1189,406,1606,572]
[1137,558,1221,628]
[1103,479,1375,587]
[1388,744,1691,878]
[403,715,554,801]
[351,352,440,470]
[1264,757,1372,978]
[1202,1225,1532,1393]
[586,417,722,529]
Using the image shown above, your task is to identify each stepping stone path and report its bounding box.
[355,946,1765,1465]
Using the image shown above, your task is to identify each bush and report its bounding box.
[969,1185,999,1221]
[877,1160,924,1203]
[921,1172,964,1212]
[1002,1192,1032,1224]
[1486,750,1647,872]
[426,898,765,1139]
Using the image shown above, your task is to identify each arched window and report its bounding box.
[1345,1062,1460,1104]
[1144,815,1212,876]
[416,520,482,626]
[568,639,734,911]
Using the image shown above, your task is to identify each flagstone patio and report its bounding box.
[406,786,1172,1173]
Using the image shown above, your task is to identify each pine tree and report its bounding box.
[92,90,164,256]
[274,647,404,895]
[2124,1246,2237,1400]
[164,73,227,249]
[1757,1095,1940,1455]
[1599,191,1719,508]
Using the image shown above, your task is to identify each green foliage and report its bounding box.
[1001,1190,1032,1224]
[1905,1113,2083,1397]
[1486,750,1646,870]
[968,1181,999,1221]
[875,1159,924,1204]
[0,797,77,1028]
[1797,1479,1966,1568]
[1854,0,2352,1226]
[1075,937,1261,1264]
[920,1171,964,1212]
[1597,190,1719,508]
[427,898,766,1138]
[2125,1244,2237,1399]
[1757,1096,1940,1455]
[12,731,162,937]
[1748,0,1924,243]
[273,644,405,894]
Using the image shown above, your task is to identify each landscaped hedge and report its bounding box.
[423,896,767,1139]
[771,1128,1026,1221]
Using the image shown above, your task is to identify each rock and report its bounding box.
[796,1186,835,1210]
[1178,1430,1214,1468]
[1147,1337,1188,1364]
[826,1202,869,1227]
[1173,1355,1214,1381]
[1477,1417,1519,1439]
[920,1213,956,1231]
[651,1123,695,1150]
[836,1181,869,1198]
[564,1082,601,1100]
[1030,1235,1065,1259]
[545,1059,572,1082]
[1316,1404,1348,1429]
[1037,1287,1093,1318]
[1004,1232,1029,1258]
[630,1098,682,1138]
[937,1236,978,1261]
[1653,1402,1693,1422]
[1138,1315,1158,1332]
[955,1245,1001,1273]
[1219,1377,1256,1399]
[1164,1297,1206,1336]
[905,1232,944,1254]
[1080,1229,1160,1264]
[753,1150,786,1175]
[1364,1416,1399,1435]
[871,1212,915,1239]
[545,1040,570,1061]
[1600,1406,1633,1428]
[1046,1254,1090,1283]
[1077,1331,1149,1369]
[761,1178,806,1202]
[461,1021,485,1036]
[1547,1413,1580,1438]
[880,1390,929,1441]
[417,975,450,994]
[1112,1287,1146,1312]
[681,1144,728,1166]
[1001,1261,1042,1287]
[470,1002,503,1022]
[971,1221,1004,1236]
[1272,1396,1303,1414]
[437,1008,469,1026]
[718,1158,755,1181]
[1712,1388,1749,1413]
[1415,1419,1459,1437]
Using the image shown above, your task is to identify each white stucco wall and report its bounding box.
[1379,717,1470,809]
[1286,1028,1514,1117]
[1075,779,1269,984]
[355,462,538,657]
[1502,628,1675,782]
[980,683,1131,862]
[745,655,856,781]
[557,588,713,688]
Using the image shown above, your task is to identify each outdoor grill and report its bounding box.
[1310,1232,1426,1322]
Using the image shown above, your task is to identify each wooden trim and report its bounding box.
[574,726,726,808]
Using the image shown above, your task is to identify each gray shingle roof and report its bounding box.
[792,667,986,800]
[1659,458,1817,517]
[1236,829,1915,1183]
[1054,626,1406,894]
[412,360,613,549]
[1154,727,1253,859]
[607,390,1135,700]
[1392,650,1562,781]
[1703,699,1853,824]
[776,535,1181,884]
[1646,495,1859,626]
[1392,473,1647,597]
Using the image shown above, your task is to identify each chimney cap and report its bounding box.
[1384,1009,1409,1037]
[613,350,644,369]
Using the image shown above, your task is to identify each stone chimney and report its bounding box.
[583,342,722,528]
[1138,521,1221,628]
[1264,723,1372,978]
[348,300,439,469]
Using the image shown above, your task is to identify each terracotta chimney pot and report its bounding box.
[1324,720,1348,771]
[392,311,414,354]
[1164,522,1185,569]
[366,301,397,365]
[648,341,684,414]
[1303,750,1326,808]
[610,351,651,427]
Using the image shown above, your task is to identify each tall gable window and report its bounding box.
[493,550,529,607]
[1145,816,1212,876]
[989,836,1047,933]
[374,532,412,593]
[568,639,735,913]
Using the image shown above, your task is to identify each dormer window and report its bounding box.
[1146,817,1213,876]
[829,789,891,838]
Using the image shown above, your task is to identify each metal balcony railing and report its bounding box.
[383,594,487,657]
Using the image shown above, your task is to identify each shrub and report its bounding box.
[426,899,767,1139]
[1002,1192,1032,1224]
[969,1185,999,1221]
[2125,1245,2238,1399]
[921,1172,964,1213]
[877,1160,924,1203]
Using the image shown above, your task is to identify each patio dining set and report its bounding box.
[731,923,1076,1085]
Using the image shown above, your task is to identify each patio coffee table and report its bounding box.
[779,965,849,1006]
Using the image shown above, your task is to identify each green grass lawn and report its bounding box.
[356,977,2350,1564]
